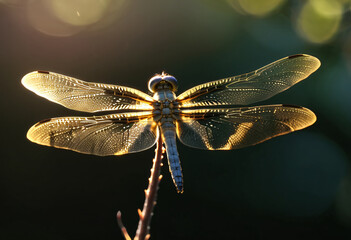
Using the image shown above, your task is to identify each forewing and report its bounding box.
[176,105,316,150]
[27,111,158,156]
[22,71,154,112]
[177,54,320,107]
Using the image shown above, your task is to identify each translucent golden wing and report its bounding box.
[176,105,316,150]
[21,71,154,113]
[27,111,158,156]
[177,54,320,107]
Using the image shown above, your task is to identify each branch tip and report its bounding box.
[138,209,144,220]
[116,211,132,240]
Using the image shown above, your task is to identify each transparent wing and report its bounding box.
[22,71,154,113]
[176,105,316,150]
[177,54,320,107]
[27,111,158,156]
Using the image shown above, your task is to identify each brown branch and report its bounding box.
[117,135,164,240]
[135,135,164,240]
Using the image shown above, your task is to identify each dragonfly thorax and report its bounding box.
[152,89,180,123]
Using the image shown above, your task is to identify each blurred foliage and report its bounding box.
[0,0,351,239]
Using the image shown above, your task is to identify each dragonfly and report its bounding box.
[22,54,320,193]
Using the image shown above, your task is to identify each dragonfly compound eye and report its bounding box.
[162,75,178,92]
[148,76,163,93]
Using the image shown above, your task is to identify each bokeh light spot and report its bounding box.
[27,0,84,37]
[310,0,344,17]
[297,0,342,43]
[227,0,285,17]
[49,0,111,26]
[25,0,125,37]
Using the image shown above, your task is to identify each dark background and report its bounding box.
[1,0,351,239]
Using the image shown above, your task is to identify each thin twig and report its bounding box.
[117,211,132,240]
[135,135,164,240]
[117,135,164,240]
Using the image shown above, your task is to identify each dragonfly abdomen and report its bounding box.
[160,121,183,193]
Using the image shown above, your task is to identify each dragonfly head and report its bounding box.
[148,72,178,93]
